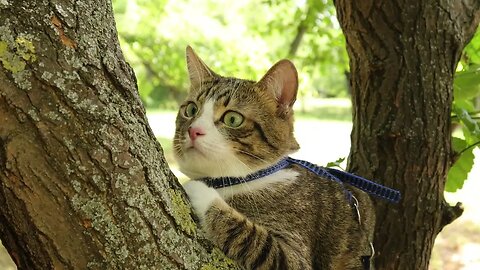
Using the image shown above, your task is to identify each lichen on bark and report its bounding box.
[167,188,198,236]
[0,21,36,77]
[200,248,238,270]
[0,0,238,269]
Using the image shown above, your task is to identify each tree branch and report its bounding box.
[462,0,480,41]
[440,201,464,229]
[451,110,480,118]
[288,23,307,58]
[288,5,315,58]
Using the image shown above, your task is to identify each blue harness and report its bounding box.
[201,156,401,203]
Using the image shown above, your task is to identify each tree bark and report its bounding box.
[0,1,238,269]
[334,0,480,269]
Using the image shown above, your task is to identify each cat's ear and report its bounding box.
[186,46,217,89]
[257,59,298,115]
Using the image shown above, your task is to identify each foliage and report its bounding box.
[326,157,346,170]
[112,0,480,193]
[448,28,480,192]
[112,0,349,109]
[446,137,475,191]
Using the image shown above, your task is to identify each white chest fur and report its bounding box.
[182,169,299,221]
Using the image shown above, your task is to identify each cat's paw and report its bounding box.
[183,180,222,220]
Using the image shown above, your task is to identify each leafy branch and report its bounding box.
[457,140,480,156]
[451,109,480,119]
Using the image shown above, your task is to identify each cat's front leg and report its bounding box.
[183,180,310,270]
[182,180,222,221]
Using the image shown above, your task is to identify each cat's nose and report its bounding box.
[188,127,205,141]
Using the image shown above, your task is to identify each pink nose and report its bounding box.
[188,127,205,141]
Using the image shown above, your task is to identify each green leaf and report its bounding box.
[326,157,345,169]
[464,29,480,64]
[452,99,475,114]
[446,148,475,192]
[454,66,480,101]
[451,137,468,153]
[453,105,480,141]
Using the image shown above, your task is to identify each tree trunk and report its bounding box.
[0,1,237,269]
[334,0,480,269]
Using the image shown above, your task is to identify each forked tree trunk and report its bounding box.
[2,0,479,269]
[334,1,480,269]
[0,1,238,269]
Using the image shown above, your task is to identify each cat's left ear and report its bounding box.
[256,59,298,115]
[186,46,217,89]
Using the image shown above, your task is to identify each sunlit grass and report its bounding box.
[295,98,352,122]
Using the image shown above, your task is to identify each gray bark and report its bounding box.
[0,0,237,269]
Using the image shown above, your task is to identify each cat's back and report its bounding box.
[226,165,375,269]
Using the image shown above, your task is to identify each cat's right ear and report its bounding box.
[186,46,216,89]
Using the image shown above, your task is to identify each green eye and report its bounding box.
[184,102,198,118]
[223,111,244,128]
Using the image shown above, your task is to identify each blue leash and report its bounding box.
[201,157,401,203]
[287,157,401,203]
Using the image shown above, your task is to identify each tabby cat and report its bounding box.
[175,46,375,270]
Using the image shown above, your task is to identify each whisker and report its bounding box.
[235,149,270,165]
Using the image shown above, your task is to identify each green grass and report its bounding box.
[294,97,352,122]
[148,98,353,122]
[295,106,352,122]
[158,136,176,164]
[157,136,173,154]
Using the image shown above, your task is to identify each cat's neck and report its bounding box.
[215,168,299,199]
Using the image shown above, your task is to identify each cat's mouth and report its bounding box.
[185,143,206,157]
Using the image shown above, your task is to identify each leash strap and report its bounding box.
[324,167,401,203]
[285,157,353,201]
[286,157,401,203]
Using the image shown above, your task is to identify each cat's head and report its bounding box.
[173,46,300,179]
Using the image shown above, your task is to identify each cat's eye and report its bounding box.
[184,102,198,118]
[223,111,244,128]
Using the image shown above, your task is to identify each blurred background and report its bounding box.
[112,0,350,110]
[1,0,480,269]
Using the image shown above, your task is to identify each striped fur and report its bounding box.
[176,47,375,269]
